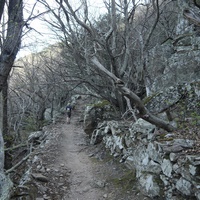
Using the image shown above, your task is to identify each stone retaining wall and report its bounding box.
[90,119,200,199]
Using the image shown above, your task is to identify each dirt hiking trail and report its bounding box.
[32,99,149,200]
[59,110,105,200]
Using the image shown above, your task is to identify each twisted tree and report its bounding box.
[37,0,177,132]
[0,1,23,198]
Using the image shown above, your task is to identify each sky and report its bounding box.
[18,0,145,58]
[17,0,107,58]
[18,0,57,58]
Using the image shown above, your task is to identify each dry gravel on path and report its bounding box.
[29,102,149,200]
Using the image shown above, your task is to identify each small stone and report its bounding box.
[53,168,59,172]
[58,183,65,187]
[43,194,51,200]
[103,194,108,198]
[39,167,46,173]
[195,156,200,161]
[176,177,192,196]
[32,173,49,182]
[94,180,105,188]
[169,153,179,162]
[46,168,51,172]
[37,165,42,170]
[165,133,175,138]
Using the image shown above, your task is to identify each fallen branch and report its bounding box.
[91,56,175,132]
[4,143,27,152]
[6,152,32,174]
[183,9,200,26]
[122,96,137,121]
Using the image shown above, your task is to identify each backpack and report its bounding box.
[66,106,71,112]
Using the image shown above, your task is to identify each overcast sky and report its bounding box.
[18,0,144,58]
[18,0,107,58]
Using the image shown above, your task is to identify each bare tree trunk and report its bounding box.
[0,0,23,90]
[3,81,8,136]
[0,93,11,200]
[3,81,13,169]
[0,0,6,21]
[0,1,23,199]
[91,56,175,132]
[0,135,4,172]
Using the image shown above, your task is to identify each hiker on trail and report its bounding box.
[66,103,72,124]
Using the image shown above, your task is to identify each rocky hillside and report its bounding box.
[84,81,200,199]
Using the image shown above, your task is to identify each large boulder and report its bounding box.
[83,105,99,136]
[44,108,61,123]
[0,173,13,200]
[147,0,200,92]
[83,100,120,136]
[141,81,200,139]
[28,131,46,143]
[0,132,12,200]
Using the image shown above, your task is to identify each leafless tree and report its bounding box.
[0,0,24,198]
[36,0,177,131]
[0,0,45,187]
[9,45,68,133]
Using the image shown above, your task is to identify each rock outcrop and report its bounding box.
[90,119,200,199]
[0,131,12,200]
[147,0,200,93]
[83,100,120,136]
[88,80,200,199]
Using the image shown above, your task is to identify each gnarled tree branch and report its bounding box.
[91,56,175,132]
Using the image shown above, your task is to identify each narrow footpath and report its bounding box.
[32,99,149,200]
[59,112,106,200]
